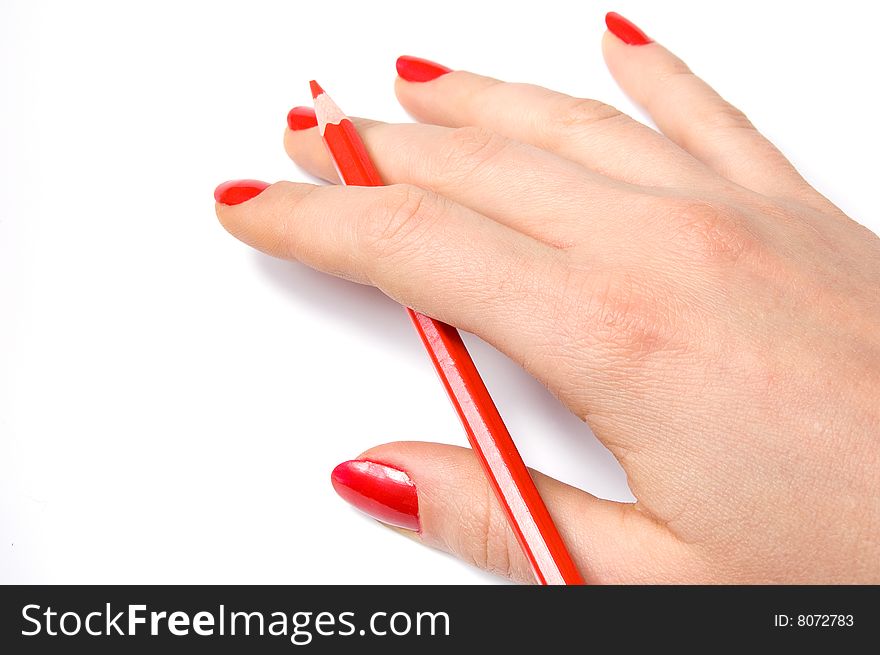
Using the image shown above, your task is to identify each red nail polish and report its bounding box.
[396,55,451,83]
[331,460,420,531]
[287,106,318,131]
[605,12,652,46]
[214,179,269,206]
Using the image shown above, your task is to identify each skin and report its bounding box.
[215,33,880,583]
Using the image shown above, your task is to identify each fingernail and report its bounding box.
[330,459,420,531]
[213,179,270,206]
[605,12,652,46]
[287,106,318,131]
[396,55,452,83]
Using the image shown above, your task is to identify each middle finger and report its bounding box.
[285,115,637,248]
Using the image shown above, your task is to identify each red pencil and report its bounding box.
[311,80,584,585]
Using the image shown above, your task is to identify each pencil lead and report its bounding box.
[309,80,325,99]
[310,80,346,135]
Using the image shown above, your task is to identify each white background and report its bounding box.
[1,0,878,584]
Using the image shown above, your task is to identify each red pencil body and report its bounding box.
[312,82,583,585]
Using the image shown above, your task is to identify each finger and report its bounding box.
[601,13,830,208]
[214,180,563,356]
[392,58,711,188]
[285,116,633,248]
[330,442,689,583]
[284,108,383,185]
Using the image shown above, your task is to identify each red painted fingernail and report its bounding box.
[287,106,318,131]
[605,12,652,46]
[331,460,420,531]
[396,55,452,83]
[213,179,270,206]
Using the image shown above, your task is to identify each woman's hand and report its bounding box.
[214,13,880,583]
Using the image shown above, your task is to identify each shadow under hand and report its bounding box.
[254,252,419,361]
[255,251,633,503]
[459,334,635,503]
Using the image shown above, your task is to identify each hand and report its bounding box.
[214,14,880,583]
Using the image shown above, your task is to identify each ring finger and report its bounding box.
[393,61,714,189]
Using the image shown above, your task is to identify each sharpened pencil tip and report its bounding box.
[309,80,325,99]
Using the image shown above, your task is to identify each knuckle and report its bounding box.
[663,199,760,265]
[358,184,437,261]
[556,267,683,361]
[653,59,694,88]
[278,180,316,215]
[552,96,623,132]
[698,100,755,134]
[443,126,512,178]
[585,274,677,358]
[264,182,318,260]
[462,490,520,581]
[655,63,756,136]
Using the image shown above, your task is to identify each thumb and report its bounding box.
[330,441,686,584]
